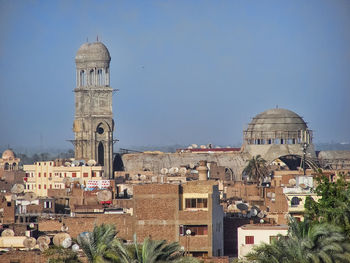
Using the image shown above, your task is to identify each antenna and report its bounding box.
[23,237,37,249]
[53,233,71,247]
[1,229,14,237]
[236,203,248,211]
[97,35,99,42]
[39,242,49,252]
[97,190,112,202]
[37,236,50,245]
[11,184,24,194]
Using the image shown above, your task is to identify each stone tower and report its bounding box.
[73,41,114,178]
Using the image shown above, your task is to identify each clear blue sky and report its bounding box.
[0,0,349,150]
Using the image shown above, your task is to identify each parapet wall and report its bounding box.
[122,152,249,181]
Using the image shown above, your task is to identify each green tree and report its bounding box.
[77,224,118,263]
[111,235,198,263]
[245,217,350,263]
[305,172,350,236]
[242,155,268,183]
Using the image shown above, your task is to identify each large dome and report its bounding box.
[75,42,111,63]
[2,149,15,160]
[246,108,307,132]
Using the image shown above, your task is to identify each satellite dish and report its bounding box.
[169,167,178,174]
[257,211,265,218]
[24,192,37,202]
[29,223,35,228]
[1,229,14,237]
[260,219,265,224]
[191,144,198,149]
[62,237,72,248]
[160,168,168,175]
[236,203,248,211]
[247,212,252,218]
[289,178,296,186]
[186,229,192,235]
[72,244,80,252]
[87,159,96,166]
[299,183,307,189]
[64,162,71,167]
[267,192,272,198]
[200,145,206,149]
[23,237,37,249]
[37,235,50,245]
[11,194,18,201]
[61,225,69,232]
[53,233,71,247]
[63,177,72,185]
[140,174,146,180]
[11,184,24,194]
[179,167,187,175]
[79,160,86,166]
[97,190,112,202]
[39,242,49,252]
[250,208,258,217]
[72,160,80,167]
[272,193,276,198]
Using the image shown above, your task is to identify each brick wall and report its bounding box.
[0,250,46,263]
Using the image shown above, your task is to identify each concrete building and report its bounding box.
[23,161,104,196]
[72,41,115,179]
[237,224,288,258]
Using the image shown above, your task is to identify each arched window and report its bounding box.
[98,142,104,166]
[80,70,86,86]
[97,69,103,86]
[291,197,300,207]
[89,69,94,85]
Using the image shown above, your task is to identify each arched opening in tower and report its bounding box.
[270,155,313,171]
[98,142,104,166]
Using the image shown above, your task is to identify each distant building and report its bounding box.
[72,41,115,179]
[23,161,104,196]
[0,149,20,172]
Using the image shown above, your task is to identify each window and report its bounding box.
[72,172,77,178]
[38,185,41,189]
[50,184,52,189]
[245,236,254,245]
[44,185,46,189]
[38,173,41,177]
[49,173,52,177]
[291,197,300,207]
[181,225,208,236]
[44,173,46,177]
[83,172,88,177]
[44,201,52,209]
[92,172,96,177]
[185,198,208,209]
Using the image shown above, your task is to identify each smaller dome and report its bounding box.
[2,149,15,160]
[75,42,111,63]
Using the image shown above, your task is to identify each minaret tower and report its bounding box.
[73,41,114,178]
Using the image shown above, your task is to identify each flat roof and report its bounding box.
[240,224,288,230]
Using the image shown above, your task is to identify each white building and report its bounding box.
[237,224,288,258]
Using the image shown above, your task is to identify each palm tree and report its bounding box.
[243,155,268,183]
[111,235,198,263]
[245,217,350,263]
[77,224,118,263]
